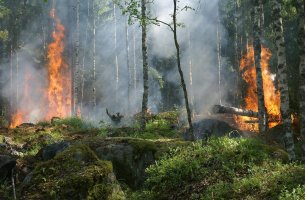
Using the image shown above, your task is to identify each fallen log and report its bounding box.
[212,105,258,118]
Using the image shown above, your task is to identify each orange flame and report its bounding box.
[235,44,281,131]
[9,111,23,128]
[45,9,71,119]
[9,9,71,128]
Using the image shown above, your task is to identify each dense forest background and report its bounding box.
[0,0,302,125]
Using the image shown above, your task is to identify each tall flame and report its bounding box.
[46,9,71,119]
[9,9,71,128]
[235,44,281,131]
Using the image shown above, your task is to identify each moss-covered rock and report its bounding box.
[21,144,125,200]
[82,137,189,189]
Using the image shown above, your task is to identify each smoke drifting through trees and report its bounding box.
[1,0,232,125]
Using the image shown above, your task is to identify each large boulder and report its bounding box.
[21,144,125,200]
[82,137,189,189]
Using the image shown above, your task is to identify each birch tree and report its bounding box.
[272,0,295,160]
[115,0,149,130]
[253,0,267,133]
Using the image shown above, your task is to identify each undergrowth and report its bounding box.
[131,137,305,200]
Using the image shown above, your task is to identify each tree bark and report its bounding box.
[140,0,149,131]
[216,8,222,105]
[92,0,96,119]
[253,0,267,133]
[80,0,90,114]
[273,0,295,160]
[114,3,119,103]
[173,0,194,140]
[296,0,305,160]
[188,31,194,113]
[73,0,80,116]
[234,0,240,106]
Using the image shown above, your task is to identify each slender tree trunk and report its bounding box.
[234,0,239,106]
[140,0,149,131]
[114,3,119,103]
[273,0,295,160]
[125,18,131,114]
[216,8,222,105]
[92,0,96,119]
[173,0,194,140]
[80,0,90,114]
[188,31,194,114]
[10,45,13,110]
[296,0,305,160]
[133,26,137,91]
[253,0,267,134]
[73,0,80,116]
[16,51,19,107]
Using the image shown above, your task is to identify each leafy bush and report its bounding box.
[134,137,305,200]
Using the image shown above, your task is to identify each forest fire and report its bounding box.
[9,9,71,128]
[46,9,71,119]
[235,45,281,131]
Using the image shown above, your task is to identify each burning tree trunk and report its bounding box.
[140,0,149,131]
[253,0,267,133]
[272,0,295,160]
[296,0,305,160]
[212,105,258,118]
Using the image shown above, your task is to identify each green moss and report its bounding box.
[22,144,125,200]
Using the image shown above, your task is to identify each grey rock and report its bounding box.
[95,143,154,189]
[38,141,70,161]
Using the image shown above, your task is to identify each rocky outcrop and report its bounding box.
[21,144,125,200]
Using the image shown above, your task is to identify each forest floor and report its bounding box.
[0,112,305,199]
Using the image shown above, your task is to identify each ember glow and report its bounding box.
[9,9,71,128]
[235,44,281,131]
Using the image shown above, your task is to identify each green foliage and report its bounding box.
[104,111,181,139]
[280,185,305,200]
[133,137,305,200]
[53,117,94,131]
